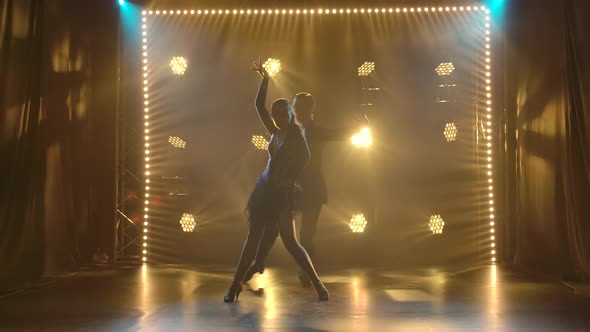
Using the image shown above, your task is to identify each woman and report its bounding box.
[224,58,329,302]
[243,93,367,287]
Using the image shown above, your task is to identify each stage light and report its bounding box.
[444,123,458,142]
[351,127,372,148]
[118,0,124,5]
[428,215,445,234]
[168,136,187,149]
[357,62,375,76]
[349,213,368,233]
[169,56,188,76]
[252,135,269,150]
[435,62,455,76]
[180,213,196,232]
[262,58,281,77]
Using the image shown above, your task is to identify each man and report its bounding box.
[244,92,367,285]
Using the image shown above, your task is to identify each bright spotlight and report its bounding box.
[349,213,367,233]
[118,0,124,5]
[169,56,188,76]
[180,213,196,232]
[262,58,281,77]
[252,135,269,150]
[168,136,187,148]
[428,214,445,234]
[357,62,375,76]
[443,123,458,142]
[351,127,372,148]
[435,62,455,76]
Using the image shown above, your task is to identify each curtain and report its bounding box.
[503,0,590,279]
[0,0,118,291]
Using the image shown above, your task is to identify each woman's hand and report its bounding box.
[250,57,270,79]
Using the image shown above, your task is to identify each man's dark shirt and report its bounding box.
[298,123,358,208]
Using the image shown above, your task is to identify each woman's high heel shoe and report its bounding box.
[313,281,330,301]
[223,282,243,303]
[243,263,265,283]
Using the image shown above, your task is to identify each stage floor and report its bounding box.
[1,265,589,331]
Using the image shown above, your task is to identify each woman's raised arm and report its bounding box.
[251,57,278,135]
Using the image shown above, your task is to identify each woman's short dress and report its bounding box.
[246,123,309,228]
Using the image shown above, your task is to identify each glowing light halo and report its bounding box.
[180,213,196,232]
[252,135,269,150]
[351,127,372,148]
[169,136,187,148]
[358,62,375,76]
[429,215,445,234]
[169,56,188,76]
[262,58,282,77]
[444,123,458,142]
[349,213,368,233]
[435,62,455,76]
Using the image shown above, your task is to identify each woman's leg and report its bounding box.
[230,223,265,285]
[242,224,279,282]
[253,224,279,266]
[299,204,323,258]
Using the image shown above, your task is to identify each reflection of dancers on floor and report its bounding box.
[224,58,329,302]
[243,92,367,286]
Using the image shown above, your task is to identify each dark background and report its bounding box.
[1,0,589,292]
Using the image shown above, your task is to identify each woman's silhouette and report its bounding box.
[223,58,329,302]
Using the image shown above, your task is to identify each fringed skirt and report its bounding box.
[246,177,301,228]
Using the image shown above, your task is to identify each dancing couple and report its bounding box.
[224,58,366,302]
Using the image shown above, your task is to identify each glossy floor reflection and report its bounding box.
[1,265,590,331]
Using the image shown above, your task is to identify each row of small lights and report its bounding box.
[482,13,496,263]
[141,13,150,263]
[139,6,494,264]
[141,6,490,16]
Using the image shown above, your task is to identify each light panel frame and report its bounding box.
[139,4,496,264]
